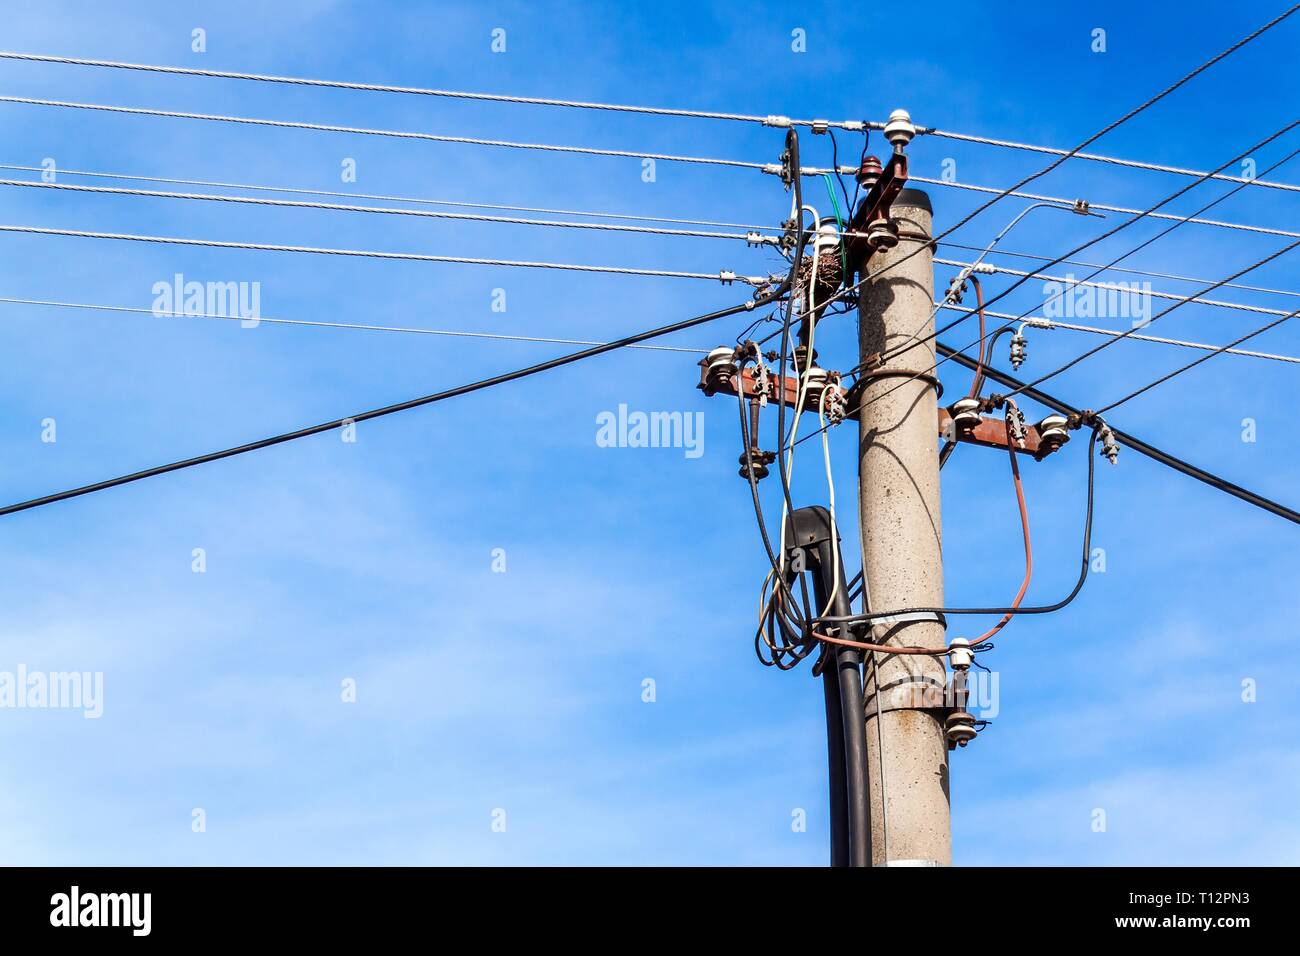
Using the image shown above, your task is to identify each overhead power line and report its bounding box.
[822,11,1297,305]
[6,95,1295,231]
[1005,238,1300,397]
[0,295,771,519]
[798,123,1300,454]
[0,295,709,353]
[915,125,1300,195]
[937,303,1300,365]
[910,174,1300,242]
[0,94,768,171]
[0,50,871,131]
[939,241,1300,301]
[0,176,774,243]
[6,43,1300,192]
[1096,304,1300,414]
[934,257,1300,321]
[0,162,773,232]
[0,223,770,285]
[935,342,1300,525]
[895,122,1300,368]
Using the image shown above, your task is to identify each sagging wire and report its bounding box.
[739,349,819,666]
[815,423,1101,629]
[742,129,821,664]
[750,217,852,665]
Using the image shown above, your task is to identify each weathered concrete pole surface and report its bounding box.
[856,188,952,866]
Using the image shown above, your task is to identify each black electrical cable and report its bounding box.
[1096,303,1300,415]
[734,309,776,345]
[938,342,1300,525]
[844,569,863,603]
[771,130,816,628]
[971,325,1017,398]
[881,121,1300,369]
[738,377,817,643]
[820,634,850,866]
[851,9,1299,337]
[816,425,1100,625]
[847,130,869,216]
[937,437,958,470]
[827,129,855,216]
[1009,237,1300,402]
[810,529,869,868]
[816,132,1300,462]
[0,295,784,519]
[735,130,824,652]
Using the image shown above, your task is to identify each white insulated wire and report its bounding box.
[816,385,842,613]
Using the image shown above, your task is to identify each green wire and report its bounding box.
[822,174,849,280]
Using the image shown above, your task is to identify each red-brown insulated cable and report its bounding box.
[812,402,1035,657]
[970,404,1034,644]
[967,275,987,399]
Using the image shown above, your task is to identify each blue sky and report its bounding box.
[0,0,1296,865]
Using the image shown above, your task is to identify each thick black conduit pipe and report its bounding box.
[788,505,869,867]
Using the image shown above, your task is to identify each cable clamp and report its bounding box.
[945,274,967,304]
[745,231,778,247]
[1068,409,1097,430]
[1097,421,1119,465]
[718,270,736,285]
[1006,402,1027,447]
[972,261,996,275]
[841,120,867,132]
[810,119,830,135]
[848,367,944,403]
[1071,198,1091,215]
[1009,328,1028,370]
[761,163,784,176]
[763,115,793,128]
[869,610,947,628]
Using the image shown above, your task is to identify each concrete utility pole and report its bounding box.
[855,188,953,866]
